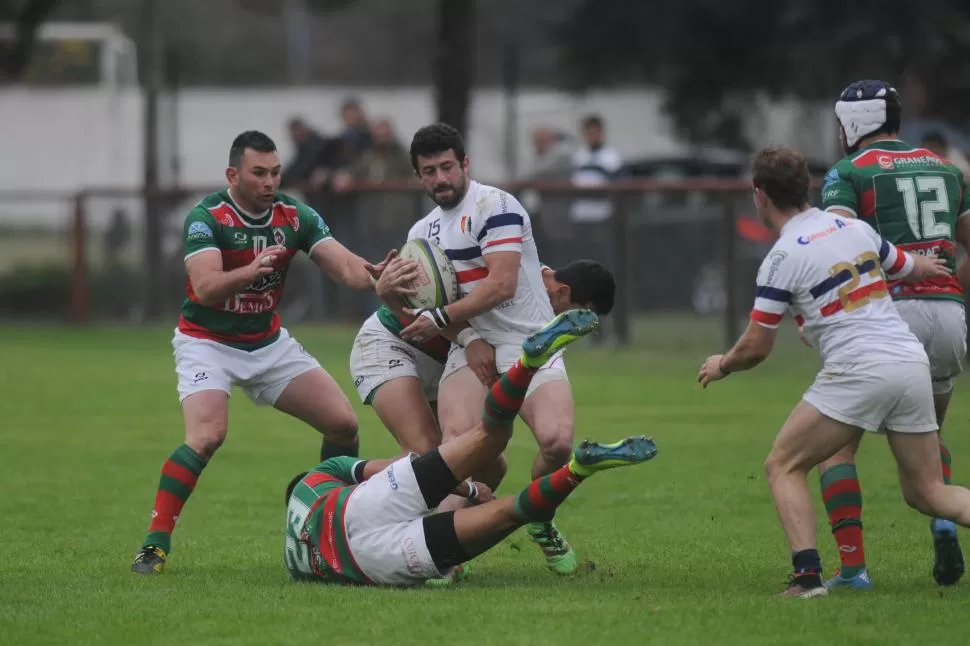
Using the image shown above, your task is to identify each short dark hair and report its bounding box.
[285,471,309,506]
[751,147,810,211]
[581,114,604,130]
[555,260,616,315]
[922,131,947,147]
[229,130,277,168]
[409,123,466,171]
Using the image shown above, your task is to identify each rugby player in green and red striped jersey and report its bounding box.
[816,81,970,590]
[285,308,657,587]
[131,130,408,575]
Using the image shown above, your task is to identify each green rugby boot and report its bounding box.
[521,309,599,368]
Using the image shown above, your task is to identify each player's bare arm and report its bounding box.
[185,244,283,307]
[400,250,519,342]
[311,240,396,291]
[698,321,777,388]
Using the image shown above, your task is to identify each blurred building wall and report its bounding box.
[0,85,836,226]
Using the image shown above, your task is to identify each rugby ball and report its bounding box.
[398,238,459,310]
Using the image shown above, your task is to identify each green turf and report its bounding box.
[1,320,967,645]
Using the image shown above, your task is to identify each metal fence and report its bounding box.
[0,179,794,347]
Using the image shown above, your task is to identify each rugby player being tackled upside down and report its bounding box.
[816,80,970,590]
[284,309,657,587]
[353,258,614,583]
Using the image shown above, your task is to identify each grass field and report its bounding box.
[2,318,968,645]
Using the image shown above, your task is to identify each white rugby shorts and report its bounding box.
[343,455,441,586]
[895,299,966,395]
[440,342,568,396]
[348,314,443,404]
[803,360,938,434]
[173,327,320,405]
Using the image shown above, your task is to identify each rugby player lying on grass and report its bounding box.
[283,309,657,586]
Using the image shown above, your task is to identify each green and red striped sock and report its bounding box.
[819,463,865,577]
[941,441,953,485]
[513,465,585,523]
[482,360,537,429]
[143,444,207,553]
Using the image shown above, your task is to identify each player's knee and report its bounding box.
[539,435,573,465]
[537,424,574,468]
[763,451,786,484]
[901,480,941,516]
[323,414,359,445]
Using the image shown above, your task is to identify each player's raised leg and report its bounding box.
[817,439,871,590]
[764,401,867,598]
[425,436,657,575]
[132,390,227,574]
[519,378,578,574]
[272,367,360,461]
[431,310,600,494]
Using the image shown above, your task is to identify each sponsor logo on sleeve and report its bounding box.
[822,168,840,191]
[765,250,787,285]
[187,221,214,241]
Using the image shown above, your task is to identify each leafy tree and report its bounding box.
[559,0,970,147]
[0,0,61,82]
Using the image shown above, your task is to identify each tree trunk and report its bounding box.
[433,0,475,137]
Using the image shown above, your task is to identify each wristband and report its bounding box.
[418,307,451,330]
[718,357,731,375]
[466,481,479,502]
[456,327,482,348]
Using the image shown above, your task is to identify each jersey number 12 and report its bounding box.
[896,176,950,240]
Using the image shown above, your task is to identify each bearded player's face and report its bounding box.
[415,150,469,209]
[229,149,281,212]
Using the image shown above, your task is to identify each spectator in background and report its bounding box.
[282,116,342,320]
[282,117,332,191]
[922,131,970,180]
[336,97,373,167]
[569,114,622,344]
[532,127,574,178]
[333,118,415,317]
[523,126,575,269]
[323,98,373,322]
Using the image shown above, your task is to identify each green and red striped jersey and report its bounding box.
[821,140,970,303]
[283,456,372,585]
[375,304,450,363]
[179,190,332,349]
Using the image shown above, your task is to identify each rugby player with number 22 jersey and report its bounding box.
[698,148,970,598]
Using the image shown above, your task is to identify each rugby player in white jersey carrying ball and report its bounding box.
[380,123,614,575]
